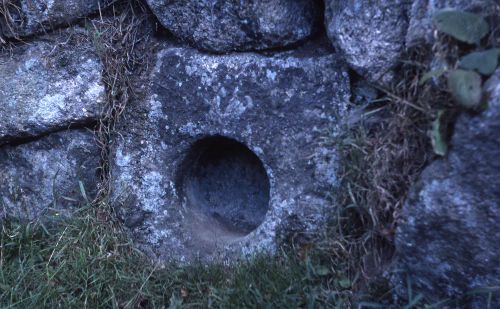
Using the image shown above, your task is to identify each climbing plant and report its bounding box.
[422,9,499,155]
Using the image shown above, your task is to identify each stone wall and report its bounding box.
[0,0,498,306]
[0,25,104,219]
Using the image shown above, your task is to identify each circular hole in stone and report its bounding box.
[180,136,270,241]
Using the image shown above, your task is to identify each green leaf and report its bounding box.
[314,265,330,276]
[433,10,489,44]
[419,68,447,85]
[78,181,88,203]
[338,278,351,289]
[459,49,500,76]
[431,110,448,156]
[447,69,483,108]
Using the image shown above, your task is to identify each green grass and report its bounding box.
[2,206,470,308]
[0,205,358,308]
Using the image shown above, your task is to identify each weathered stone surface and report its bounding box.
[145,0,320,52]
[406,0,499,46]
[324,0,411,84]
[0,0,106,37]
[0,29,105,145]
[0,129,100,220]
[111,41,350,261]
[392,69,500,307]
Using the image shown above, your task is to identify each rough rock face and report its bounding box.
[0,0,105,38]
[111,41,350,261]
[324,0,410,84]
[0,29,105,145]
[0,129,100,220]
[392,69,500,307]
[145,0,320,52]
[406,0,499,46]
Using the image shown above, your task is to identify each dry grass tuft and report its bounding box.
[327,38,463,304]
[0,0,21,49]
[0,0,20,38]
[88,0,152,213]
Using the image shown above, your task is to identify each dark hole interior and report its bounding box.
[180,136,270,236]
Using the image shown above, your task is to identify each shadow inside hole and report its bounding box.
[178,136,270,245]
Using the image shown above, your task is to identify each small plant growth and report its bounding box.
[423,9,499,155]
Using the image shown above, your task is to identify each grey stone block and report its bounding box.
[0,28,105,145]
[0,129,100,220]
[324,0,411,85]
[111,41,350,261]
[145,0,320,52]
[0,0,107,38]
